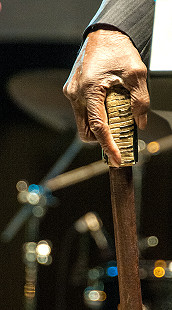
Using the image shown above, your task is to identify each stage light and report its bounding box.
[24,242,37,253]
[88,268,102,281]
[153,267,165,278]
[74,212,101,233]
[44,255,53,266]
[169,262,172,272]
[147,236,159,247]
[139,236,159,251]
[87,290,107,302]
[16,180,28,192]
[36,240,51,257]
[26,252,37,263]
[37,255,49,264]
[165,269,172,278]
[17,191,28,203]
[147,141,160,154]
[24,242,37,263]
[28,184,44,195]
[155,260,167,269]
[32,205,45,218]
[24,282,35,299]
[84,212,101,232]
[106,266,118,277]
[27,192,40,205]
[138,139,146,152]
[28,184,40,194]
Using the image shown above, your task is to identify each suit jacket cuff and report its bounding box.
[83,0,155,65]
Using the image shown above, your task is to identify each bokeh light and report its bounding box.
[27,192,40,205]
[139,268,148,280]
[147,141,160,154]
[84,212,101,232]
[24,242,37,253]
[169,262,172,272]
[24,282,35,299]
[106,266,118,277]
[89,290,106,302]
[88,268,101,281]
[153,267,165,278]
[32,205,45,218]
[36,240,51,256]
[37,255,49,264]
[16,180,28,192]
[155,260,167,269]
[28,184,39,193]
[165,269,172,278]
[25,252,37,263]
[147,236,159,247]
[17,191,29,203]
[138,139,146,152]
[84,289,107,302]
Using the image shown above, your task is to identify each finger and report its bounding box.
[86,87,121,167]
[135,113,147,130]
[130,81,150,130]
[71,99,96,142]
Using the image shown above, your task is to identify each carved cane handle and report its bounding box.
[104,85,138,167]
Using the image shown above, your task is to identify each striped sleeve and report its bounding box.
[84,0,155,64]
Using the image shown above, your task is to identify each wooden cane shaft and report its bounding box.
[109,167,142,310]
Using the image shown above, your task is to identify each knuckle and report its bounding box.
[78,130,89,143]
[79,132,87,141]
[136,92,149,106]
[63,82,78,100]
[128,63,147,80]
[132,96,149,115]
[89,120,104,135]
[63,83,68,96]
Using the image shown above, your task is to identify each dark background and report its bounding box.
[0,41,171,310]
[0,1,172,309]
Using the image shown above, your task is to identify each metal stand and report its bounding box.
[1,134,84,309]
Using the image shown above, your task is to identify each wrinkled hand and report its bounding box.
[63,29,149,166]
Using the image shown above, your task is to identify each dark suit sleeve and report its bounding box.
[84,0,155,64]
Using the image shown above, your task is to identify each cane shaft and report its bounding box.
[105,85,142,309]
[109,167,142,310]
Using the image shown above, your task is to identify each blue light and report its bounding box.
[28,184,44,195]
[106,266,118,277]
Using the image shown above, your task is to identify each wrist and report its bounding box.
[83,23,125,41]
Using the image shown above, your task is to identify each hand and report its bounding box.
[63,29,150,167]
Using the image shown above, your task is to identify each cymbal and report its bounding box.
[7,69,172,139]
[7,69,76,131]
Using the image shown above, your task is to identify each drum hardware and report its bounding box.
[7,69,76,132]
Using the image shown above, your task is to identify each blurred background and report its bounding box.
[0,1,171,309]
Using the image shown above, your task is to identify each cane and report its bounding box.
[104,85,142,310]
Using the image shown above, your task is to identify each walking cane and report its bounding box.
[104,85,142,310]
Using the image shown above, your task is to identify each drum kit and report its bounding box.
[1,68,172,310]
